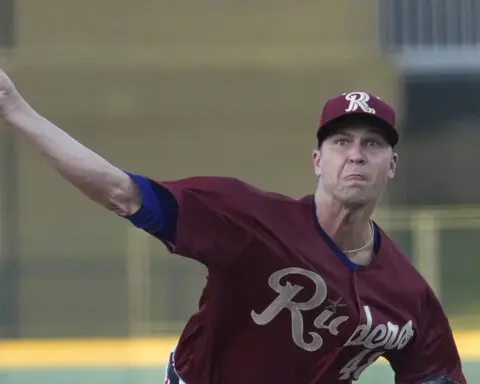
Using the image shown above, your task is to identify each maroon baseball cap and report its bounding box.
[317,91,399,147]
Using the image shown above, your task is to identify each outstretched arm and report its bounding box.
[0,68,254,268]
[0,68,141,216]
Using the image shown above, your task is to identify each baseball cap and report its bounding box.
[316,91,399,147]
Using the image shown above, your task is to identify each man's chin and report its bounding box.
[336,191,376,208]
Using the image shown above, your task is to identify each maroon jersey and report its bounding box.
[151,176,465,384]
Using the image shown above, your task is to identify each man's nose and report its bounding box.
[347,145,366,164]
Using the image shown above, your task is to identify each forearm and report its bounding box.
[8,107,140,214]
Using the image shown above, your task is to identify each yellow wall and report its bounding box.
[1,331,478,368]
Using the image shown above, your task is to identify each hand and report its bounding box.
[0,68,33,124]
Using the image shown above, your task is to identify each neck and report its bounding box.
[314,191,376,253]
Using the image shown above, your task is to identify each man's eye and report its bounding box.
[335,138,348,145]
[366,140,380,147]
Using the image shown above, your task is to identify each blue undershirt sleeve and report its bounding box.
[123,172,179,244]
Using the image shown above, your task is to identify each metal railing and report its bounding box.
[380,0,480,52]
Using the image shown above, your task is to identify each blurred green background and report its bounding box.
[0,0,479,382]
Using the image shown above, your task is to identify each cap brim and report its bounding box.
[317,113,398,147]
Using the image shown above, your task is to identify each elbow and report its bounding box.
[106,180,142,216]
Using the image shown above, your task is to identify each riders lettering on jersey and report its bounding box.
[344,305,415,351]
[335,305,416,381]
[250,267,354,352]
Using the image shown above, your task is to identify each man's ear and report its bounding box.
[313,148,322,177]
[388,151,398,179]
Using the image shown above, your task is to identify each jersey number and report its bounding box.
[339,349,384,380]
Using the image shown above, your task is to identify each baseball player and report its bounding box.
[0,69,466,383]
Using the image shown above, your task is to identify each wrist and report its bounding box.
[4,98,40,127]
